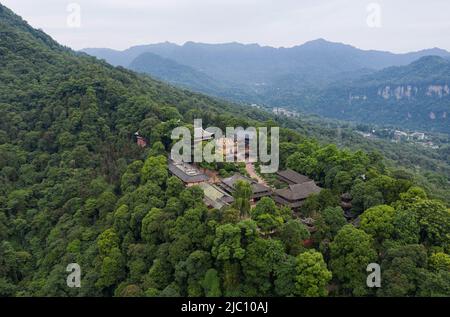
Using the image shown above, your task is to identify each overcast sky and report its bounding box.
[2,0,450,52]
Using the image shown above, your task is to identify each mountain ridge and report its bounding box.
[82,39,450,69]
[83,40,450,133]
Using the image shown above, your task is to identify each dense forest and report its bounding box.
[0,4,449,297]
[272,114,450,205]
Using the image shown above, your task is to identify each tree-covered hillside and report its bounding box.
[128,52,241,98]
[1,4,449,297]
[307,56,450,133]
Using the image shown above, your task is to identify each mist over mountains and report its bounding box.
[83,39,450,72]
[83,39,450,133]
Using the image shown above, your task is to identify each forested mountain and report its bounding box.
[129,52,220,92]
[1,4,449,298]
[309,56,450,133]
[128,52,247,98]
[84,40,450,132]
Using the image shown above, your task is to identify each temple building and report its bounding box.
[276,169,312,185]
[214,130,258,163]
[199,183,234,210]
[218,173,272,202]
[273,181,322,209]
[168,160,209,186]
[273,169,322,209]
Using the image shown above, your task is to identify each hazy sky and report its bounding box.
[2,0,450,52]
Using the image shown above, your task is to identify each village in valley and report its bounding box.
[355,126,443,149]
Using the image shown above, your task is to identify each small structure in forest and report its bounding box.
[340,193,353,211]
[134,132,147,148]
[301,217,317,233]
[341,193,357,220]
[303,238,315,247]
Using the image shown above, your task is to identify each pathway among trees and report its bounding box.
[245,162,269,186]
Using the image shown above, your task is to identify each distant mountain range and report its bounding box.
[128,52,249,99]
[82,40,450,133]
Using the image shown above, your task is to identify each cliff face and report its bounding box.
[374,84,449,100]
[306,57,450,132]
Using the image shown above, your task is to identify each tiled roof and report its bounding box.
[168,161,209,183]
[221,173,271,194]
[276,169,312,184]
[221,173,254,188]
[275,181,322,201]
[199,183,234,209]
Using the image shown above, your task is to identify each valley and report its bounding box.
[83,40,450,133]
